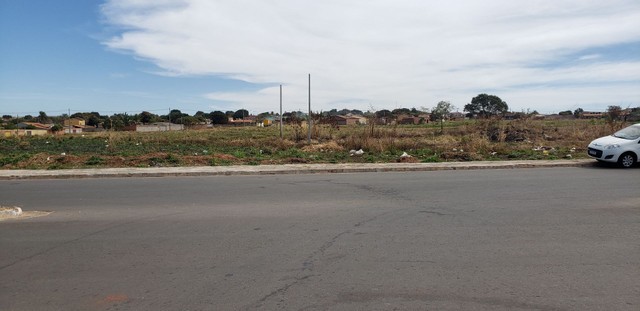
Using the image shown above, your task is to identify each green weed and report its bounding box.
[85,156,105,166]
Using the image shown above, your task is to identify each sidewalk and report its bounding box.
[0,159,595,180]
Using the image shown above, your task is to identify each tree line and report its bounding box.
[3,93,636,131]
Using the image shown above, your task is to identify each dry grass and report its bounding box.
[1,119,631,169]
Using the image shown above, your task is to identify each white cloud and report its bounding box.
[578,54,601,61]
[101,0,640,113]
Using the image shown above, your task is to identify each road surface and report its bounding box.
[1,167,639,310]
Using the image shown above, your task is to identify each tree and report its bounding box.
[87,114,101,127]
[464,94,508,118]
[111,118,125,130]
[109,113,135,130]
[606,105,622,121]
[139,111,156,124]
[391,108,411,116]
[210,111,229,125]
[168,109,185,123]
[180,116,199,126]
[233,109,249,120]
[51,124,63,132]
[431,101,455,133]
[573,108,584,119]
[374,109,393,125]
[36,111,50,123]
[194,111,208,122]
[375,109,392,118]
[338,109,351,116]
[559,110,573,116]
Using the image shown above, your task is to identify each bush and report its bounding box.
[85,156,104,166]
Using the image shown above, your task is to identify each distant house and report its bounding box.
[65,124,106,134]
[261,119,273,127]
[448,112,466,121]
[64,118,86,127]
[64,125,85,134]
[58,118,90,134]
[0,129,17,138]
[544,114,573,120]
[346,114,368,125]
[16,122,54,136]
[228,118,256,126]
[581,111,604,119]
[331,115,360,126]
[263,116,282,126]
[626,108,640,121]
[124,122,184,132]
[398,116,424,125]
[81,126,105,133]
[375,116,392,125]
[621,108,635,121]
[227,119,256,125]
[1,128,49,137]
[18,122,53,130]
[418,114,431,122]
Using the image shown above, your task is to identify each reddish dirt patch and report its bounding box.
[288,157,308,163]
[96,294,129,307]
[396,156,420,163]
[214,154,238,161]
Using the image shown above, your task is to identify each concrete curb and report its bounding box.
[0,160,595,180]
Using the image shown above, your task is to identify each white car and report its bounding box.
[588,123,640,168]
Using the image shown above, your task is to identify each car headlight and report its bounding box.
[604,144,621,150]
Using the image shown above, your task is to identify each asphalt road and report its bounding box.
[1,167,639,310]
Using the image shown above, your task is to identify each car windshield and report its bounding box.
[613,124,640,140]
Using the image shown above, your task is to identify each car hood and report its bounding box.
[589,135,633,147]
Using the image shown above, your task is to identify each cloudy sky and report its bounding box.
[1,0,639,116]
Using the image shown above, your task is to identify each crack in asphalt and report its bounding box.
[249,274,315,310]
[249,178,441,309]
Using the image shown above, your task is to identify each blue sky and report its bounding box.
[0,0,251,116]
[1,0,639,117]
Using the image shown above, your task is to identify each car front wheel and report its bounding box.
[618,152,637,168]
